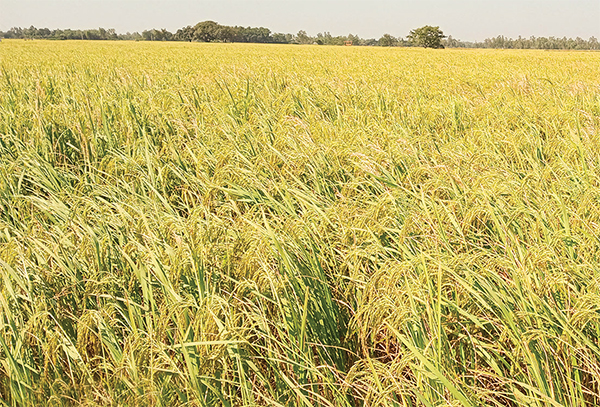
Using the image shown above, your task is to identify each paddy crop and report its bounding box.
[1,40,600,406]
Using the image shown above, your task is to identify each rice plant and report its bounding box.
[1,40,600,406]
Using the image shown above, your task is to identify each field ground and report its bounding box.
[1,40,600,406]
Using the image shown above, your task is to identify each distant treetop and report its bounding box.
[407,26,446,49]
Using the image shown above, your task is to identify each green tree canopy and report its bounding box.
[295,30,312,44]
[193,21,222,42]
[407,25,446,49]
[378,33,398,47]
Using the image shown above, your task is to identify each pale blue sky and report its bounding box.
[1,0,598,41]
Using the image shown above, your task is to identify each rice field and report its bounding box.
[1,40,600,406]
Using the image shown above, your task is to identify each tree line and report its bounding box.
[1,22,599,50]
[448,35,600,50]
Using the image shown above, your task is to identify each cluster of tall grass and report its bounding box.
[1,40,600,406]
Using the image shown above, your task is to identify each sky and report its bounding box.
[1,0,598,42]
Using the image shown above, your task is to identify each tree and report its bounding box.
[347,33,360,45]
[234,26,272,43]
[193,21,221,42]
[378,33,398,47]
[295,30,312,44]
[215,25,235,42]
[142,30,155,41]
[272,33,292,44]
[443,35,462,48]
[407,26,446,49]
[175,26,194,42]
